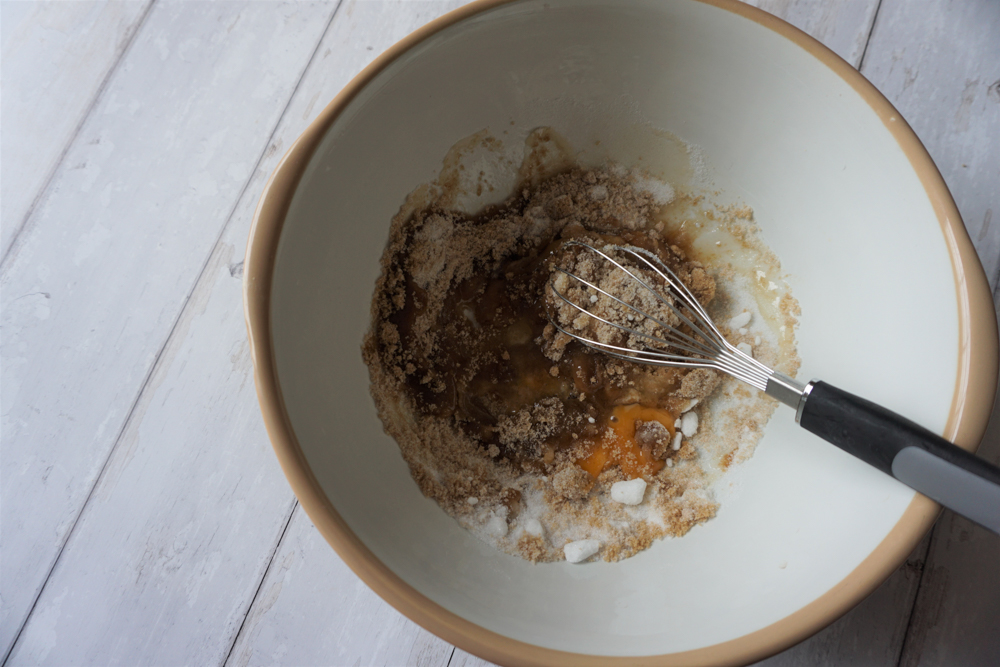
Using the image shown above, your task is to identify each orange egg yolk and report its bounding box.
[576,404,675,479]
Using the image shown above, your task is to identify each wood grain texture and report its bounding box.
[0,1,336,661]
[0,0,153,259]
[859,0,1000,290]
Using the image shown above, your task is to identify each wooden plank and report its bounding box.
[859,0,1000,290]
[0,1,337,661]
[450,648,496,667]
[6,1,467,665]
[0,0,154,259]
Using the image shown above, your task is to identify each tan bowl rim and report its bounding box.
[243,1,999,664]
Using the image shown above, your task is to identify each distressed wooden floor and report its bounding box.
[1,1,997,665]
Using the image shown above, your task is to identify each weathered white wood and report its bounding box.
[0,1,336,661]
[6,1,468,665]
[450,649,496,667]
[5,241,301,665]
[226,507,456,667]
[896,386,1000,667]
[0,0,153,259]
[860,0,1000,289]
[746,0,879,67]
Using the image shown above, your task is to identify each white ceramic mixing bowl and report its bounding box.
[244,1,997,664]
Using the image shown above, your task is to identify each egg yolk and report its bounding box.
[577,404,675,479]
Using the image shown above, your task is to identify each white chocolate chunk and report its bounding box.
[564,539,600,563]
[737,342,753,357]
[467,497,478,505]
[672,432,683,451]
[680,411,699,437]
[610,478,647,505]
[728,311,751,329]
[485,516,508,538]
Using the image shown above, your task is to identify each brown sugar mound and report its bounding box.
[362,157,797,563]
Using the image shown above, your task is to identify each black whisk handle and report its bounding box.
[798,381,1000,535]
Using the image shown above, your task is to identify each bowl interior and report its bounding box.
[268,0,957,656]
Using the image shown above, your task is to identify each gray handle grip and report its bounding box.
[892,447,1000,533]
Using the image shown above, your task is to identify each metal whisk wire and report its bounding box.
[547,240,774,391]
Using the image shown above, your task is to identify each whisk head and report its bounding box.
[546,240,776,392]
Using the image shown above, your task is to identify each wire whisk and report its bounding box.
[547,240,782,394]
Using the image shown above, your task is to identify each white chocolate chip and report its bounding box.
[754,335,761,346]
[588,416,596,424]
[666,458,674,468]
[467,497,478,505]
[610,478,647,505]
[564,539,600,563]
[728,311,751,329]
[737,342,753,357]
[681,411,699,437]
[672,432,683,451]
[738,327,748,335]
[589,294,598,303]
[674,418,682,428]
[485,516,508,538]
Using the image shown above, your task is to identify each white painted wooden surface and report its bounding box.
[1,1,997,666]
[0,0,153,259]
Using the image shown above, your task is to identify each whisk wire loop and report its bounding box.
[549,268,720,359]
[547,240,774,391]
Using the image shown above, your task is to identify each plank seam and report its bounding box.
[893,531,934,667]
[0,1,342,662]
[221,500,300,667]
[0,0,157,271]
[856,0,884,71]
[445,646,457,666]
